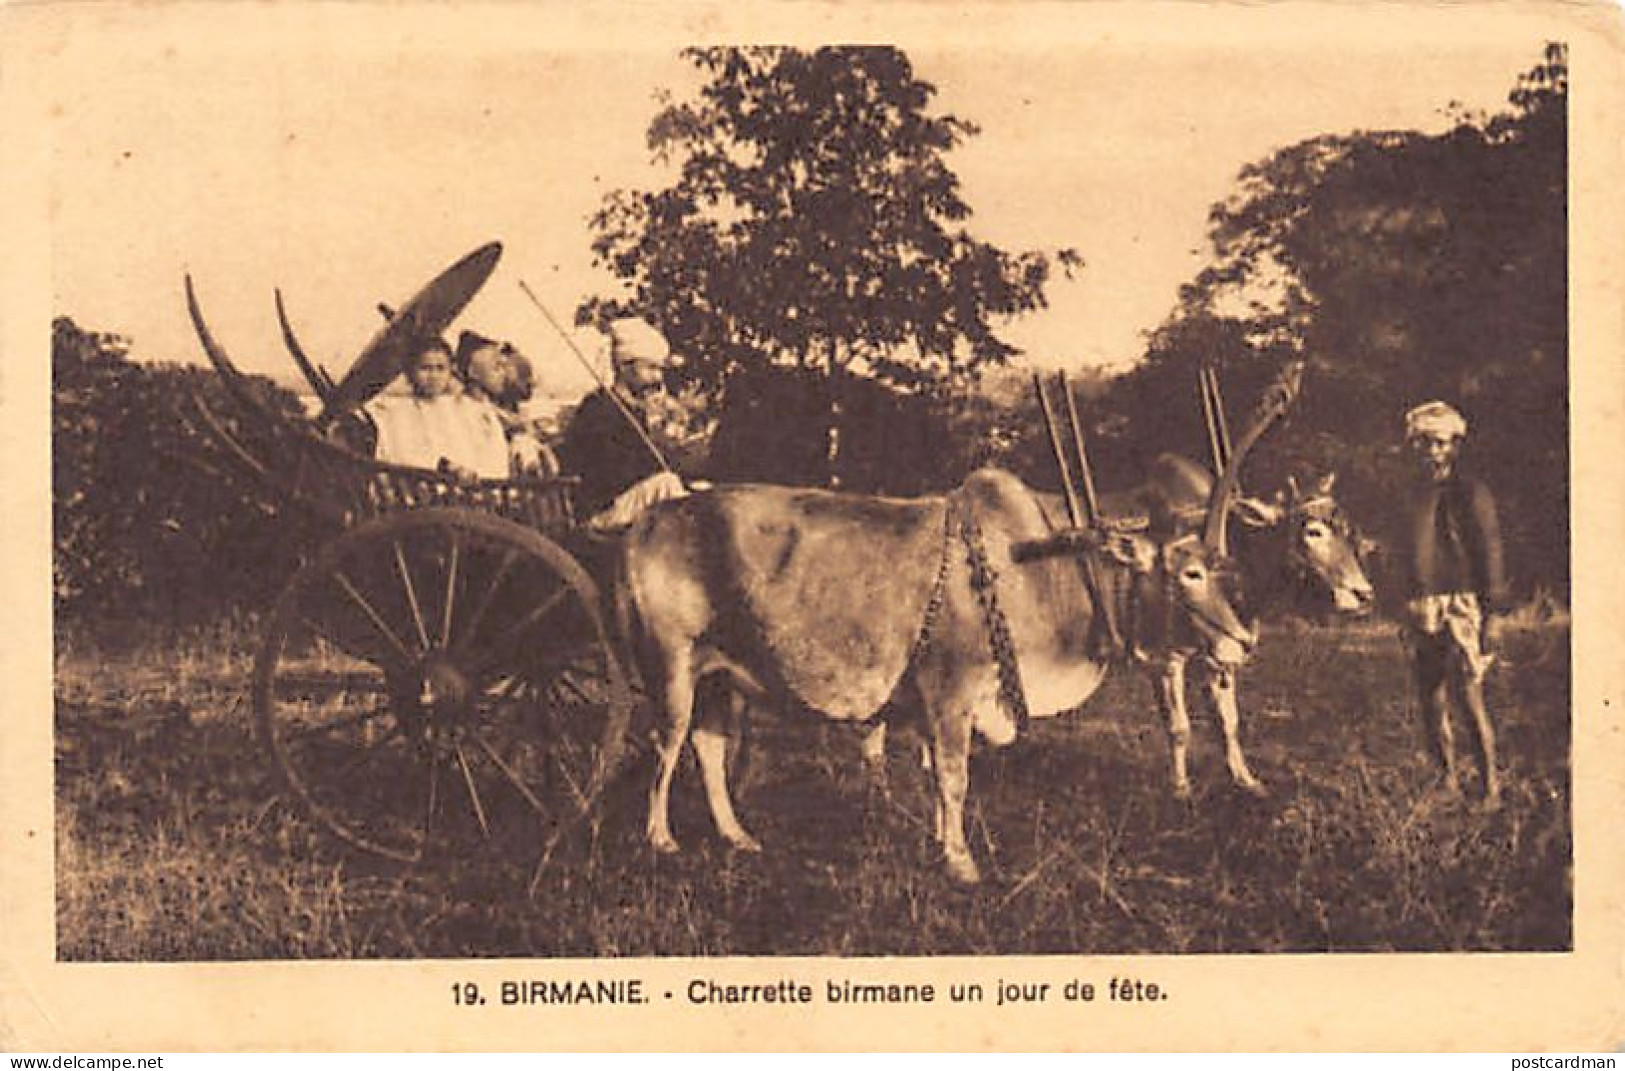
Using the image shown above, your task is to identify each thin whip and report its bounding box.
[516,280,672,474]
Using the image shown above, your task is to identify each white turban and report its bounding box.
[604,317,670,368]
[1404,400,1468,441]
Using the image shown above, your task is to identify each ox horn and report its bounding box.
[1202,360,1306,557]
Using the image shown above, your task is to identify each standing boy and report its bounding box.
[1401,400,1510,803]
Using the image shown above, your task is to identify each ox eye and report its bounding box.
[1304,523,1328,540]
[1182,567,1204,583]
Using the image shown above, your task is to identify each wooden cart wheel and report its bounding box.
[254,508,632,863]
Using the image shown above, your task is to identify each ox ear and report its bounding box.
[1233,495,1284,528]
[1316,472,1338,495]
[1104,532,1157,575]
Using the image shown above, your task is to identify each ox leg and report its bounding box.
[1204,666,1265,797]
[860,709,932,794]
[860,722,889,785]
[1153,657,1193,800]
[929,707,980,885]
[691,683,763,853]
[645,656,696,855]
[1451,667,1500,805]
[923,695,981,890]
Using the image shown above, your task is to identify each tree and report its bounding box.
[53,317,313,629]
[1107,44,1568,597]
[582,46,1078,485]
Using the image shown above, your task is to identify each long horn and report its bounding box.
[274,288,335,406]
[1202,360,1305,556]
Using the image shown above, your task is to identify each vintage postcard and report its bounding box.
[2,0,1621,1052]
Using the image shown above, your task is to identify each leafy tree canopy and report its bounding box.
[1103,43,1568,595]
[582,46,1079,396]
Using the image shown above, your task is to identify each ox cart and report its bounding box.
[182,243,634,869]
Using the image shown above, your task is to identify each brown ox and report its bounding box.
[1107,457,1375,797]
[620,467,1256,884]
[858,457,1375,801]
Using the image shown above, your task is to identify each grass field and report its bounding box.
[55,614,1570,959]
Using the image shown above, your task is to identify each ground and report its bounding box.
[54,615,1570,959]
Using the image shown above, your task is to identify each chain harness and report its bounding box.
[899,498,958,687]
[898,492,1032,730]
[957,505,1032,730]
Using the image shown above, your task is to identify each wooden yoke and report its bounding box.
[1030,373,1124,654]
[1034,373,1084,528]
[1199,362,1233,477]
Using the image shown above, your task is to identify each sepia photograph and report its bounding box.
[3,0,1621,1052]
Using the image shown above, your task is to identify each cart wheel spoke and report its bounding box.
[394,539,431,653]
[472,730,548,818]
[326,732,407,780]
[296,615,367,663]
[453,743,492,840]
[258,508,633,864]
[280,701,394,745]
[468,586,569,679]
[440,534,461,649]
[455,547,518,653]
[332,568,411,662]
[423,747,443,845]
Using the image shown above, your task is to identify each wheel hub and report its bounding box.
[418,655,473,714]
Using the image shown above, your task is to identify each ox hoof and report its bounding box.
[648,830,682,856]
[723,831,763,854]
[1237,779,1269,800]
[944,853,982,886]
[860,758,892,797]
[1430,772,1462,797]
[1172,782,1194,804]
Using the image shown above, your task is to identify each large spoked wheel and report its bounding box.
[254,508,632,864]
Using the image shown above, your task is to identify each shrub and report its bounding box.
[53,316,316,628]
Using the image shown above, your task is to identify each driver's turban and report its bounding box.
[1404,400,1468,442]
[605,317,670,368]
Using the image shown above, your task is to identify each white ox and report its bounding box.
[618,465,1256,884]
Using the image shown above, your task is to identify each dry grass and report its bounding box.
[55,615,1570,959]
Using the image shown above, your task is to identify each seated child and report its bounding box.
[455,331,560,477]
[369,337,511,481]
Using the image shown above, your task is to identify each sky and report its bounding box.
[39,5,1549,397]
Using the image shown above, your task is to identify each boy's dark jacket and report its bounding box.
[1405,474,1510,609]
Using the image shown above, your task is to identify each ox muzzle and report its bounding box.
[1181,590,1258,670]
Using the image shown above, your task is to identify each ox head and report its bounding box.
[1231,472,1375,616]
[1100,496,1260,672]
[1180,361,1314,664]
[1162,532,1257,669]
